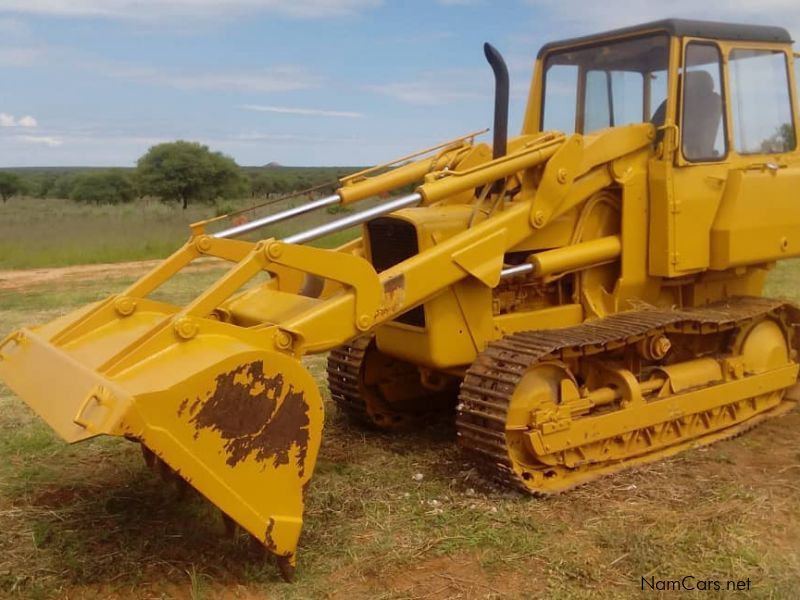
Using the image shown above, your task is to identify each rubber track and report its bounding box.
[456,296,798,494]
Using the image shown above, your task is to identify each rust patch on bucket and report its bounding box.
[189,361,310,474]
[264,518,278,552]
[176,398,189,417]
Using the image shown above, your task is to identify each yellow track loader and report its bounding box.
[2,19,800,580]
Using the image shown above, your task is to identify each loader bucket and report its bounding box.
[0,273,324,578]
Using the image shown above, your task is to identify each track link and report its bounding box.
[327,336,460,429]
[456,296,800,494]
[327,335,373,424]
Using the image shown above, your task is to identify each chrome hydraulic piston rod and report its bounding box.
[213,194,341,239]
[284,193,422,245]
[500,236,622,279]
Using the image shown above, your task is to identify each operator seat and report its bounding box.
[681,70,722,159]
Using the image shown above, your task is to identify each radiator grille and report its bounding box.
[366,217,425,327]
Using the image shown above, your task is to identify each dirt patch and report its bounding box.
[30,487,81,508]
[61,582,271,599]
[330,552,547,599]
[684,409,800,552]
[0,257,225,292]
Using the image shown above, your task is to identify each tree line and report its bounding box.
[0,141,356,208]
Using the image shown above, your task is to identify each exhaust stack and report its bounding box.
[484,42,509,159]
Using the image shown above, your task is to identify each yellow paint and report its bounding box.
[1,20,799,575]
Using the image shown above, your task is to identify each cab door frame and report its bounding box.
[666,37,731,275]
[706,42,800,271]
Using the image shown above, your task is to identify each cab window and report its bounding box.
[729,49,795,153]
[542,34,669,135]
[584,70,646,132]
[542,64,578,133]
[681,43,726,161]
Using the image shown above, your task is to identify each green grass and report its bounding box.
[0,195,370,269]
[0,198,198,269]
[763,259,800,299]
[0,260,797,598]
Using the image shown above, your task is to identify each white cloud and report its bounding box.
[365,79,484,106]
[16,135,62,147]
[0,0,381,20]
[241,104,364,118]
[0,17,32,38]
[0,112,38,127]
[169,70,317,93]
[91,62,320,93]
[234,132,345,142]
[0,46,46,67]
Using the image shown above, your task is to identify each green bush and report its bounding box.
[51,174,77,199]
[70,170,136,205]
[0,172,24,202]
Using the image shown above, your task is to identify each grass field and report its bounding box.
[0,195,367,270]
[0,257,798,598]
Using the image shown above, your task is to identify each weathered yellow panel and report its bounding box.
[710,166,800,269]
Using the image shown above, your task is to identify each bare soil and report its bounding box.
[0,257,224,292]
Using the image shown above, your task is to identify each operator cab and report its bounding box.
[526,18,797,163]
[526,18,799,278]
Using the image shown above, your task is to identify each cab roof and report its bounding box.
[537,18,792,59]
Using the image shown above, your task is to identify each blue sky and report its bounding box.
[0,0,797,167]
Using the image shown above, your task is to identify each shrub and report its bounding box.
[70,170,136,205]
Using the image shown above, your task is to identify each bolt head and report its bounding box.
[653,336,671,358]
[274,330,292,349]
[556,168,569,184]
[533,210,545,227]
[357,314,373,331]
[174,317,199,340]
[114,296,137,317]
[267,242,284,259]
[196,235,212,252]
